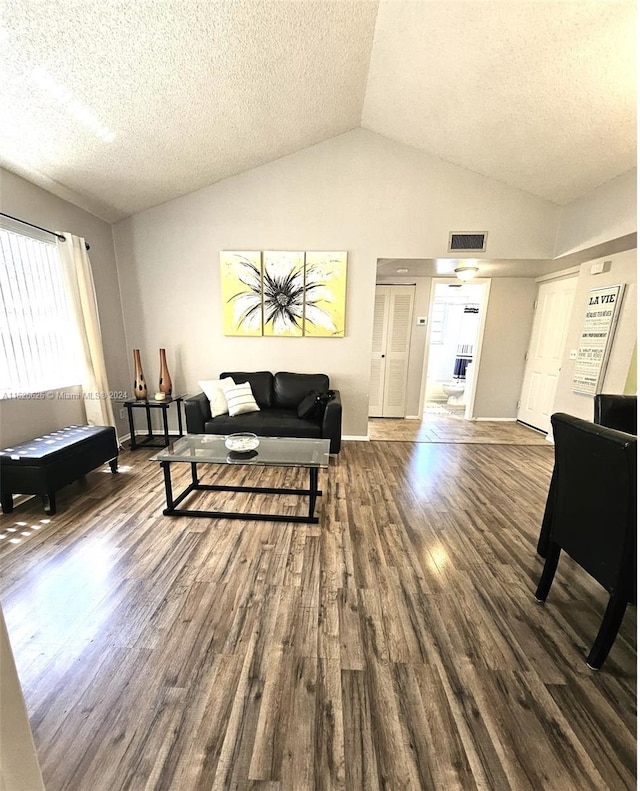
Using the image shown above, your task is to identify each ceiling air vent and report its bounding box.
[448,232,487,252]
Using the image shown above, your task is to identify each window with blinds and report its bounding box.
[0,225,82,395]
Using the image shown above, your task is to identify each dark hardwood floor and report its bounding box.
[0,426,636,790]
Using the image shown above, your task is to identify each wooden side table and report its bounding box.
[122,395,185,450]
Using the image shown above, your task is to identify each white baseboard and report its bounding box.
[342,435,370,442]
[405,415,421,420]
[474,417,517,422]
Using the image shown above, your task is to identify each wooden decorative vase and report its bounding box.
[133,349,148,400]
[158,348,172,397]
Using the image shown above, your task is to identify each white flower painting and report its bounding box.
[303,251,347,337]
[220,251,263,336]
[220,250,347,337]
[262,251,305,337]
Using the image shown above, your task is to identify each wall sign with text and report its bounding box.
[572,284,625,395]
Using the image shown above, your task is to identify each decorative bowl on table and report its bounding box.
[224,432,260,452]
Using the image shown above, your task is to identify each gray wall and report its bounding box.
[366,169,636,427]
[113,129,559,438]
[553,248,636,421]
[0,168,130,446]
[551,171,637,423]
[1,136,633,443]
[555,169,637,256]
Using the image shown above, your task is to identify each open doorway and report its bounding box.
[421,279,490,420]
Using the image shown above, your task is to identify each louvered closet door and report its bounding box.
[369,287,390,416]
[369,285,415,417]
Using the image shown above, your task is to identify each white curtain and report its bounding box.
[56,233,116,427]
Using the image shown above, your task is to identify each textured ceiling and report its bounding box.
[0,1,636,222]
[363,0,637,206]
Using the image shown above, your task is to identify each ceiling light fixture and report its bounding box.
[396,267,409,273]
[454,266,479,281]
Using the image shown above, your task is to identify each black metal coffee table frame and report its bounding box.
[159,461,322,523]
[152,435,330,524]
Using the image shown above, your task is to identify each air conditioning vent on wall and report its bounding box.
[448,232,487,252]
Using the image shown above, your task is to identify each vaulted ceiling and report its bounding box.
[1,1,636,223]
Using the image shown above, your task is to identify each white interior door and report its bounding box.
[369,285,415,417]
[517,276,577,434]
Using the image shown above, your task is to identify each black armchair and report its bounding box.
[534,413,636,670]
[594,393,637,434]
[537,394,637,558]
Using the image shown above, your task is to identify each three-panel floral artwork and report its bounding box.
[220,250,347,337]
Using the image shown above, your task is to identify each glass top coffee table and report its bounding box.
[151,434,330,523]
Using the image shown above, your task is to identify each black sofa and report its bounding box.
[184,371,342,453]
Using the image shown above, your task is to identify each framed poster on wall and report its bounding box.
[572,284,625,395]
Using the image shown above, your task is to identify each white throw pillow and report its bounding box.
[198,377,234,417]
[222,381,260,417]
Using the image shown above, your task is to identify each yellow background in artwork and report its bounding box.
[220,251,263,336]
[263,251,305,337]
[303,251,347,337]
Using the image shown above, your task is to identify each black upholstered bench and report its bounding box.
[0,425,118,516]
